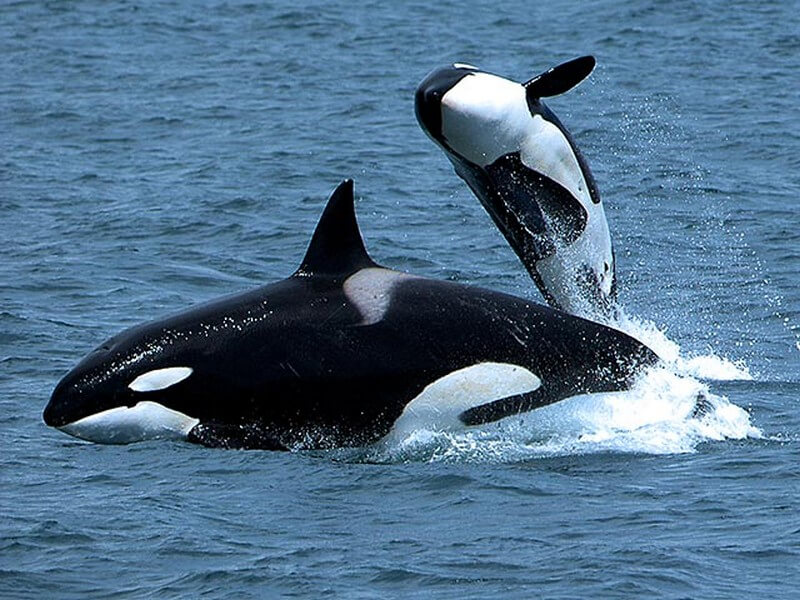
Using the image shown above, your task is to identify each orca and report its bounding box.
[44,180,657,450]
[415,56,617,320]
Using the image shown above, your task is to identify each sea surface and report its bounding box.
[1,1,798,598]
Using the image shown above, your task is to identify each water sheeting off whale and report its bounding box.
[416,56,616,320]
[44,181,657,450]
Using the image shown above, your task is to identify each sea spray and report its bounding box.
[614,309,753,381]
[368,315,761,463]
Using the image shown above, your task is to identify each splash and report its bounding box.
[365,313,760,464]
[368,367,760,463]
[614,310,753,381]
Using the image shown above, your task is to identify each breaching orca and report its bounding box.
[44,181,657,449]
[415,56,616,319]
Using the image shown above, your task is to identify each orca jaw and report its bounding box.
[415,64,475,151]
[44,343,201,444]
[56,401,200,445]
[45,375,200,445]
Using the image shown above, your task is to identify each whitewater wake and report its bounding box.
[365,309,760,464]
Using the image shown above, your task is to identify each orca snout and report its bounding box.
[414,65,474,145]
[44,374,84,428]
[45,363,200,444]
[42,391,63,427]
[44,347,129,430]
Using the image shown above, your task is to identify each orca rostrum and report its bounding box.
[44,180,657,450]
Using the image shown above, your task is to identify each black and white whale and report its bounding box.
[416,56,616,319]
[44,180,657,449]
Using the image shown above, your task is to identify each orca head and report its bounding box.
[43,328,205,444]
[415,63,480,153]
[415,57,596,172]
[416,62,531,169]
[415,57,618,320]
[44,180,374,446]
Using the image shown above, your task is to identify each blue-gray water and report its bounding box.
[2,1,798,598]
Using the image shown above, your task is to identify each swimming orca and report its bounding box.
[44,180,657,450]
[416,56,616,320]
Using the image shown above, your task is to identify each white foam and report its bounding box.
[614,311,753,381]
[369,356,760,464]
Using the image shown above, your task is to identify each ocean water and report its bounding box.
[2,0,798,597]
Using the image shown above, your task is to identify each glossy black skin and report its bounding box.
[45,181,654,450]
[415,63,618,313]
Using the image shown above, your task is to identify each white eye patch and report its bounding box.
[128,367,193,392]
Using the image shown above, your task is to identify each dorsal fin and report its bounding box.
[524,55,595,99]
[295,179,376,277]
